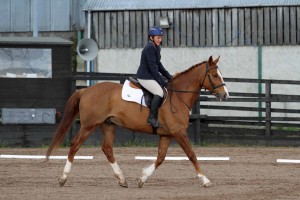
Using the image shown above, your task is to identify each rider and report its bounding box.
[136,26,173,128]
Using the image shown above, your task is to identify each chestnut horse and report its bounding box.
[46,55,229,188]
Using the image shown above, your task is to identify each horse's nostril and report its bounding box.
[223,93,227,100]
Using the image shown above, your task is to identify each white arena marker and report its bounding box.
[0,155,93,160]
[135,156,230,161]
[277,159,300,164]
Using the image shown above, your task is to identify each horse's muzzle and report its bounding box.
[216,92,228,101]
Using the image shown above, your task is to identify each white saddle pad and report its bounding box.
[122,80,147,107]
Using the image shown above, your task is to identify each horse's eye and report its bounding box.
[213,73,218,78]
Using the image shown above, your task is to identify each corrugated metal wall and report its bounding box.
[83,0,300,11]
[0,0,86,32]
[91,6,300,48]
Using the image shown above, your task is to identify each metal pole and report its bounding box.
[86,11,92,86]
[32,0,39,37]
[258,46,262,121]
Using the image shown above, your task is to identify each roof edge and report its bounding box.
[0,37,73,46]
[83,2,300,12]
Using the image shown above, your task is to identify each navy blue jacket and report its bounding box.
[137,41,172,87]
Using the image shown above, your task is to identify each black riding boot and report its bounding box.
[147,95,162,128]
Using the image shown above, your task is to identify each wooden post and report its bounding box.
[192,99,201,145]
[68,75,77,146]
[265,81,272,137]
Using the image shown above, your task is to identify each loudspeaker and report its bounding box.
[76,38,98,61]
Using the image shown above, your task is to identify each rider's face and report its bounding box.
[151,36,163,46]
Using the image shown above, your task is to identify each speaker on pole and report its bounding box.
[76,38,98,61]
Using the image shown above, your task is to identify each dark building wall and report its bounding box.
[0,37,73,147]
[0,45,72,111]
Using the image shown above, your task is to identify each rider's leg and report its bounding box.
[137,79,164,128]
[147,95,162,127]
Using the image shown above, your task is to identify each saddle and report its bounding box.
[128,77,167,108]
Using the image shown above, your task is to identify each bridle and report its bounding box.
[206,67,226,95]
[168,62,226,112]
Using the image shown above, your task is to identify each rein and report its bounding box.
[168,62,225,112]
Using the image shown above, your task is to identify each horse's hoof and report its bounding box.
[119,180,128,188]
[203,181,212,188]
[136,178,144,188]
[58,177,67,187]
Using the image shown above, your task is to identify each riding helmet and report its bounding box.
[148,26,164,36]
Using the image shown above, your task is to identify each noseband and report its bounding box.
[168,62,226,111]
[204,63,226,95]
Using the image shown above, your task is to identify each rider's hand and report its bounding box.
[161,81,167,88]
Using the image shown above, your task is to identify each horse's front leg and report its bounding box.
[174,129,212,187]
[137,135,172,188]
[100,123,128,188]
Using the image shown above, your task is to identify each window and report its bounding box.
[0,48,52,78]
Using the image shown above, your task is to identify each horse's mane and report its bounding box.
[173,61,207,79]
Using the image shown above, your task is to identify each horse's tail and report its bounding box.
[46,89,85,160]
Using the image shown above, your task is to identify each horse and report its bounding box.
[46,55,229,188]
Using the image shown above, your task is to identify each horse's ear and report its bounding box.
[214,56,220,64]
[208,56,213,65]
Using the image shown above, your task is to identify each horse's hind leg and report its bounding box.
[137,135,172,188]
[174,129,211,187]
[100,123,128,188]
[59,126,95,186]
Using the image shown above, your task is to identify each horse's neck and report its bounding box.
[172,63,205,108]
